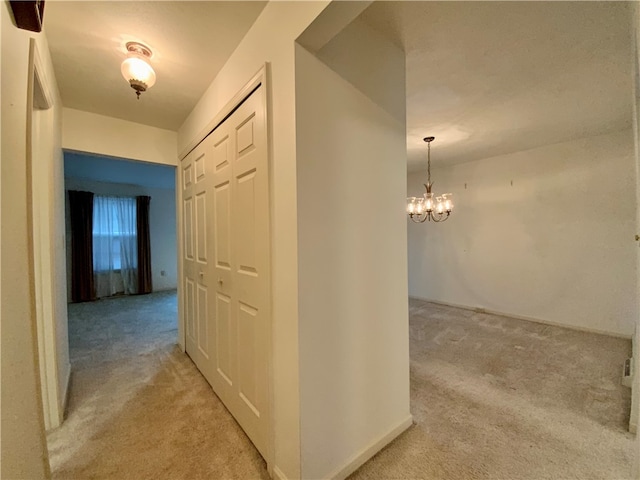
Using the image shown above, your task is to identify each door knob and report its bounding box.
[218,278,223,284]
[199,271,204,279]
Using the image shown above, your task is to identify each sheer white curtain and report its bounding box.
[93,195,138,298]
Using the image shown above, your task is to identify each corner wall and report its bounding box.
[295,17,411,479]
[408,130,638,337]
[1,2,63,476]
[178,3,330,478]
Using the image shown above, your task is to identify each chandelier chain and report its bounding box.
[427,140,431,186]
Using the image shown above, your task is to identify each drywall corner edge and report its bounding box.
[326,416,413,480]
[272,466,289,480]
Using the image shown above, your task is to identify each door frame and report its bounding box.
[176,64,274,473]
[27,38,66,431]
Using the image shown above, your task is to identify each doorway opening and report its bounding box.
[46,153,179,470]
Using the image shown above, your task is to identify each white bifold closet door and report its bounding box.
[182,85,270,460]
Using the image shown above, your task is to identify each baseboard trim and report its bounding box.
[272,466,288,480]
[409,296,632,340]
[326,415,413,480]
[630,325,638,434]
[61,363,72,420]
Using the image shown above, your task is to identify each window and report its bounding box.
[92,195,137,272]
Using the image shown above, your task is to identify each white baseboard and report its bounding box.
[61,362,72,419]
[272,466,288,480]
[630,325,639,434]
[326,415,413,480]
[409,295,632,340]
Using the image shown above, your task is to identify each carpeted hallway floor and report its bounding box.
[47,291,268,480]
[48,293,635,479]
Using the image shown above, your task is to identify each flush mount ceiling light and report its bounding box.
[407,136,454,223]
[121,41,156,99]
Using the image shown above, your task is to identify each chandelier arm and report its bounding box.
[431,210,449,223]
[411,212,428,223]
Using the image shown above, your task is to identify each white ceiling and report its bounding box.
[44,1,267,131]
[45,2,633,168]
[358,1,632,171]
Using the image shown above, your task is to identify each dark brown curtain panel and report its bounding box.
[69,190,95,302]
[136,195,152,294]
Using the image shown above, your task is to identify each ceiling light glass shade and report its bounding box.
[121,55,156,89]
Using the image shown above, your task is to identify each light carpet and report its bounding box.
[48,293,635,479]
[349,299,634,479]
[47,291,268,480]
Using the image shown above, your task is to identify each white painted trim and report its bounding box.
[60,363,72,418]
[28,38,62,432]
[630,323,638,434]
[179,65,267,161]
[325,415,414,480]
[176,166,186,352]
[272,466,289,480]
[409,295,632,340]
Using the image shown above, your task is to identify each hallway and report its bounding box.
[47,293,635,479]
[47,291,268,479]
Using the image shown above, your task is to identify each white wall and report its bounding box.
[63,108,178,167]
[295,18,411,479]
[629,0,640,461]
[178,3,330,478]
[408,130,638,337]
[64,177,177,299]
[314,17,405,126]
[1,3,63,476]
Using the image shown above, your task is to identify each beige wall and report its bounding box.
[178,3,330,478]
[1,1,64,476]
[295,18,411,477]
[408,130,638,337]
[630,0,640,468]
[62,108,178,167]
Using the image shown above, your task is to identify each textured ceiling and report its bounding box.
[45,1,267,131]
[359,2,632,171]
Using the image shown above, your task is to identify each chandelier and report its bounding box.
[407,136,453,223]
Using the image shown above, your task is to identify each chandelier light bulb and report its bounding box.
[442,194,453,212]
[121,42,156,99]
[407,197,417,214]
[425,193,434,212]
